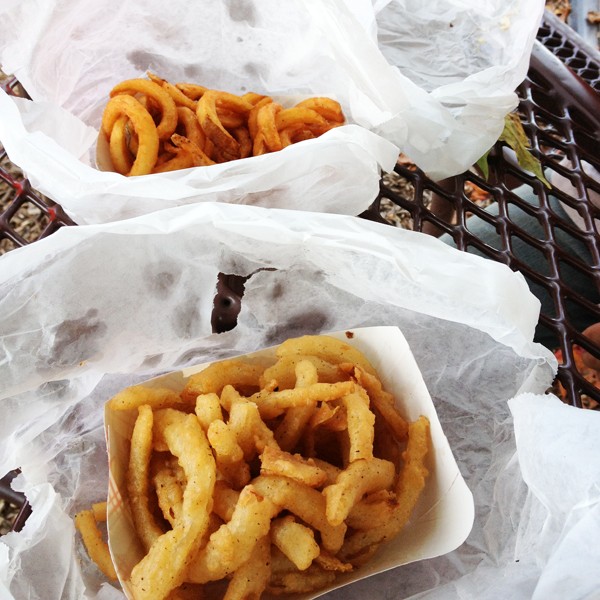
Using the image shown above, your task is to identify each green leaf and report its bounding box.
[499,113,551,188]
[475,150,491,181]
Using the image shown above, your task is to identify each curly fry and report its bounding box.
[275,107,331,136]
[196,90,252,161]
[147,72,198,111]
[256,101,283,153]
[108,114,134,175]
[295,97,345,123]
[171,134,215,167]
[176,106,206,149]
[101,94,159,176]
[110,78,178,140]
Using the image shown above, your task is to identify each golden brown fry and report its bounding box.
[91,501,108,523]
[196,90,252,161]
[176,83,209,100]
[231,126,253,159]
[101,94,159,176]
[147,72,198,111]
[165,83,198,111]
[279,125,317,148]
[176,106,206,149]
[310,458,342,487]
[74,509,118,581]
[241,91,269,105]
[110,78,178,141]
[152,147,195,174]
[248,97,273,140]
[295,97,345,123]
[216,107,246,129]
[171,134,215,167]
[275,107,330,135]
[252,131,269,157]
[109,114,134,175]
[255,101,283,152]
[207,419,244,463]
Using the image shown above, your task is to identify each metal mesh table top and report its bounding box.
[1,8,600,531]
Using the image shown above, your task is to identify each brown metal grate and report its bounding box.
[537,9,600,92]
[369,36,600,410]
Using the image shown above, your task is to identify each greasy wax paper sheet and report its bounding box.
[0,0,544,223]
[2,201,598,599]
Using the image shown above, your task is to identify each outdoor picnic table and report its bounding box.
[1,9,599,535]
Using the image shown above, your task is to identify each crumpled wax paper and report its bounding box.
[4,201,597,600]
[0,0,544,224]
